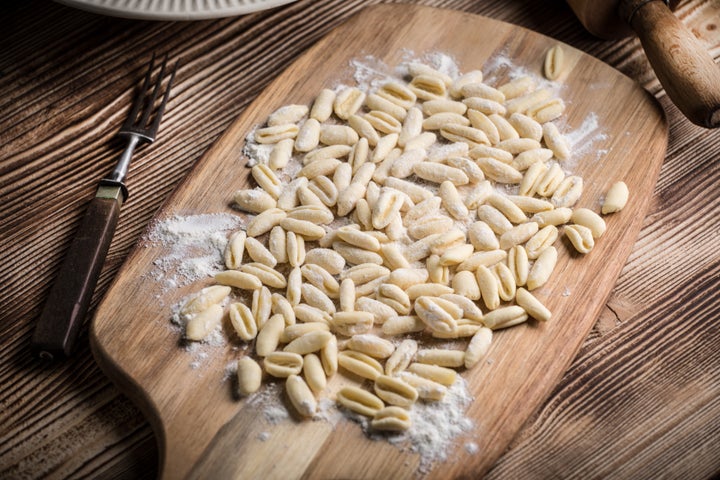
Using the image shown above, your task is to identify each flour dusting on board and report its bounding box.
[144,213,246,293]
[144,49,611,474]
[386,378,476,473]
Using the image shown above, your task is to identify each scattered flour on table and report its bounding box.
[242,128,273,168]
[356,378,476,474]
[144,213,245,293]
[247,382,291,424]
[563,112,608,170]
[404,378,475,473]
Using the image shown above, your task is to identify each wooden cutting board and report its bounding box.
[91,5,668,479]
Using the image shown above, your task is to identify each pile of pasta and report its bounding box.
[178,52,629,432]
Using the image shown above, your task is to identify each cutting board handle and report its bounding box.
[621,0,720,128]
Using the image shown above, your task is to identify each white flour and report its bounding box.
[144,213,246,293]
[404,378,475,473]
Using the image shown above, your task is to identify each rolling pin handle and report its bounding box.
[620,0,720,128]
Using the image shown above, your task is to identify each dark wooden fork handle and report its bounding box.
[32,184,124,360]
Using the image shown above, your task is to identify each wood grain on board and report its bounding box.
[2,1,719,479]
[88,5,668,479]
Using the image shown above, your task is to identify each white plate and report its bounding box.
[54,0,298,20]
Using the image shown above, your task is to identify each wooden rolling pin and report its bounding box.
[567,0,720,128]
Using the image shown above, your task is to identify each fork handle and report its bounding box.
[32,184,125,360]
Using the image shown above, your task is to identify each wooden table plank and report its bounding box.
[1,0,719,478]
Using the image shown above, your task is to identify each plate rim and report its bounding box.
[53,0,298,20]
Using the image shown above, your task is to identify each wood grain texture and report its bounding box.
[1,1,719,479]
[90,4,669,479]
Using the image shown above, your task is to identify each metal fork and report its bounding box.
[32,54,178,360]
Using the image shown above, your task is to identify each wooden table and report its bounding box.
[1,1,719,478]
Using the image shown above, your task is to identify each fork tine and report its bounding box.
[123,52,156,130]
[138,53,168,129]
[149,60,178,136]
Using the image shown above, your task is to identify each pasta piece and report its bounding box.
[544,44,565,80]
[336,386,384,417]
[239,263,287,289]
[378,81,417,110]
[449,70,484,98]
[303,353,327,394]
[321,334,338,376]
[525,225,559,260]
[269,138,294,170]
[268,226,287,264]
[499,222,539,250]
[409,74,447,100]
[286,374,317,417]
[263,351,303,377]
[407,363,456,387]
[246,208,286,237]
[422,99,467,116]
[565,224,595,253]
[185,304,223,341]
[531,207,573,227]
[254,124,299,144]
[527,246,558,290]
[465,327,492,368]
[413,162,469,185]
[365,110,402,134]
[251,164,282,199]
[348,114,380,146]
[256,314,287,356]
[382,315,426,336]
[304,248,345,275]
[571,208,607,238]
[347,334,395,358]
[334,87,366,120]
[475,157,523,184]
[456,249,507,272]
[497,75,535,100]
[528,98,565,123]
[416,349,465,368]
[234,189,277,214]
[602,181,629,214]
[331,311,375,336]
[551,175,583,208]
[460,82,505,103]
[374,375,419,408]
[508,113,543,142]
[244,236,277,267]
[271,294,296,326]
[482,305,529,330]
[516,287,552,322]
[542,122,570,160]
[267,104,307,126]
[214,270,263,291]
[284,330,334,355]
[310,88,335,122]
[295,118,321,152]
[372,406,412,432]
[229,302,257,342]
[476,265,500,310]
[237,357,263,396]
[439,181,469,219]
[337,350,383,380]
[366,93,407,121]
[423,112,470,130]
[492,262,517,302]
[224,230,246,269]
[440,123,490,147]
